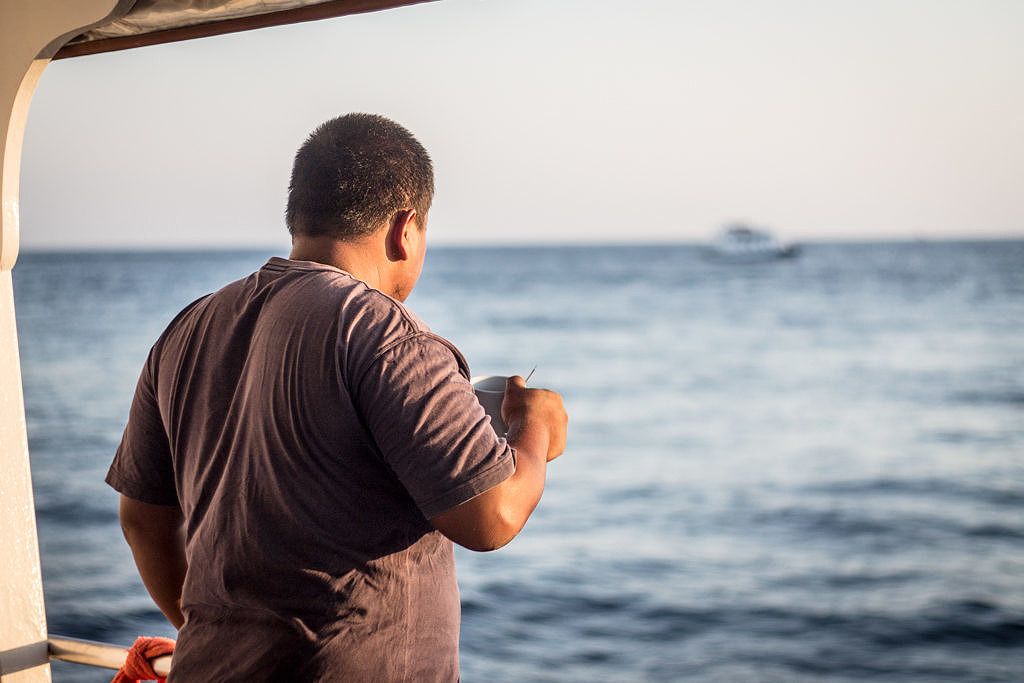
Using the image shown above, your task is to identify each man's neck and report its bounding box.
[289,234,386,293]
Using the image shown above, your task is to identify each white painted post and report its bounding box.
[0,2,132,681]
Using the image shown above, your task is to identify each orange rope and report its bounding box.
[111,636,175,683]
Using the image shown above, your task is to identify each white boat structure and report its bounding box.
[0,1,431,680]
[707,224,800,262]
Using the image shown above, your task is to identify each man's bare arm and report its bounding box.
[431,376,567,551]
[119,496,188,629]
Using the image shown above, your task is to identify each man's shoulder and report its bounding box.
[338,283,457,368]
[156,291,216,340]
[331,282,470,381]
[347,281,430,336]
[147,266,267,355]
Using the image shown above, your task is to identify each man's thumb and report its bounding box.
[506,375,526,391]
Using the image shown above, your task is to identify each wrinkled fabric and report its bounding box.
[107,257,514,681]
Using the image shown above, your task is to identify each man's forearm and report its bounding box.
[431,376,566,552]
[497,413,551,527]
[126,528,187,629]
[430,417,549,551]
[119,496,188,629]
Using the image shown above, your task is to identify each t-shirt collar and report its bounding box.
[263,256,352,277]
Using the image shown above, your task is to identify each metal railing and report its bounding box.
[48,635,172,677]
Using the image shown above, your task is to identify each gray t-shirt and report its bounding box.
[106,257,515,682]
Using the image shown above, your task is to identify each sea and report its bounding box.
[11,241,1024,682]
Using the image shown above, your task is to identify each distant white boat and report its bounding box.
[707,224,800,262]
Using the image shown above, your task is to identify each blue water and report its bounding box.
[12,241,1024,682]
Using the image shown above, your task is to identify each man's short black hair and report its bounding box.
[286,113,434,240]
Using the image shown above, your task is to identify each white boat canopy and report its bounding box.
[56,0,434,59]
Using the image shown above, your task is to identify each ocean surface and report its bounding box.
[12,241,1024,682]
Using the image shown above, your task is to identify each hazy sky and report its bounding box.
[19,0,1024,248]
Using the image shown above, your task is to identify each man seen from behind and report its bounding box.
[106,113,568,682]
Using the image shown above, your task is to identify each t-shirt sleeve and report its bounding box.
[355,332,515,519]
[105,350,179,506]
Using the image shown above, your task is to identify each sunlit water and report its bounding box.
[13,241,1024,682]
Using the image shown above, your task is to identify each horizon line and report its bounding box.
[17,234,1024,254]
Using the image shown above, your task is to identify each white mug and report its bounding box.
[471,375,508,436]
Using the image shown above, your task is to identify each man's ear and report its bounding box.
[386,209,417,262]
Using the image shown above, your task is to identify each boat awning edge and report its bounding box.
[54,0,435,60]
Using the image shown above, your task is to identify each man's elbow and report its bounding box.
[119,504,145,543]
[458,515,522,553]
[431,497,529,552]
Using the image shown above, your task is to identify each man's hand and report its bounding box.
[501,375,567,462]
[430,376,567,552]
